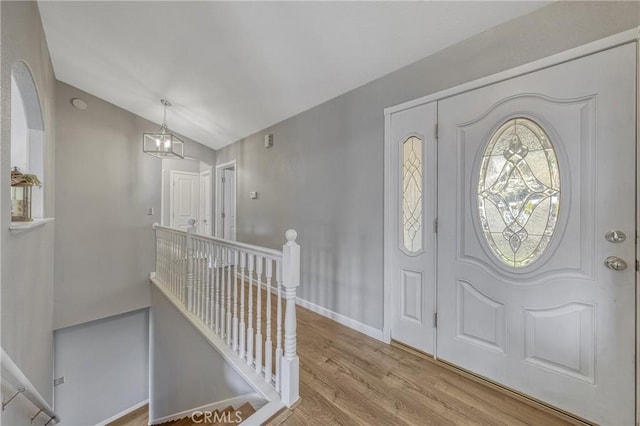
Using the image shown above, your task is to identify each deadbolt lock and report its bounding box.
[605,230,626,243]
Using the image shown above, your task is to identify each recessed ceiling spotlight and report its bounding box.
[70,97,87,110]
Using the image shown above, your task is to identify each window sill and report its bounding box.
[10,218,55,234]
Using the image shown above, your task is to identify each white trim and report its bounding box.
[215,160,237,239]
[94,399,148,426]
[384,27,640,116]
[383,27,640,354]
[148,393,262,425]
[9,217,54,233]
[382,111,393,345]
[149,276,281,404]
[295,297,384,342]
[241,400,285,426]
[635,36,639,426]
[160,167,165,226]
[199,168,213,236]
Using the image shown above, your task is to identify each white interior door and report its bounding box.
[386,102,437,354]
[222,168,236,240]
[436,44,636,425]
[170,171,199,231]
[199,170,212,235]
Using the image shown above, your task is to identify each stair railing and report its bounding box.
[1,347,60,424]
[152,221,300,407]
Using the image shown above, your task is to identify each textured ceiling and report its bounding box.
[38,1,548,149]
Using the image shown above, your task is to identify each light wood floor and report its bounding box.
[269,304,581,426]
[120,280,581,425]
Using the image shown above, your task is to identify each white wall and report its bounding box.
[1,2,57,420]
[54,82,216,330]
[10,75,28,172]
[214,1,640,331]
[150,286,254,421]
[53,309,149,426]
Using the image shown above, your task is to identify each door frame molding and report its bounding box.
[635,36,640,426]
[384,26,639,343]
[384,25,639,422]
[215,160,237,239]
[383,31,640,420]
[199,168,212,235]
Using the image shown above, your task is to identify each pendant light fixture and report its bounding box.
[143,99,185,159]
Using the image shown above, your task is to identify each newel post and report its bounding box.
[281,229,300,407]
[186,219,196,311]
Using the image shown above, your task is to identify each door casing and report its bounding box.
[215,160,237,239]
[383,27,640,422]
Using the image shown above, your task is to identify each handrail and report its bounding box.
[152,223,283,260]
[151,221,300,408]
[1,347,59,424]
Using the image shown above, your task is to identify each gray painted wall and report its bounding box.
[149,286,254,421]
[54,81,216,329]
[215,1,640,330]
[53,309,149,426]
[1,1,56,418]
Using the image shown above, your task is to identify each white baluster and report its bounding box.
[226,249,232,345]
[255,256,263,374]
[182,234,186,303]
[186,220,196,312]
[247,254,254,366]
[239,252,246,358]
[200,240,206,320]
[220,246,226,337]
[207,243,213,328]
[195,239,201,317]
[275,260,283,392]
[233,250,239,352]
[169,232,174,294]
[264,259,273,383]
[214,245,221,334]
[281,230,300,407]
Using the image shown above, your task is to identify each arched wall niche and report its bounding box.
[11,60,45,219]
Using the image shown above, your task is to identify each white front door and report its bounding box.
[199,170,212,235]
[386,102,437,354]
[170,171,199,231]
[437,44,636,425]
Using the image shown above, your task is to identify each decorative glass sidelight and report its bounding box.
[478,118,560,268]
[402,136,423,253]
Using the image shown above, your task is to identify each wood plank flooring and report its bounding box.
[116,279,580,425]
[270,303,581,426]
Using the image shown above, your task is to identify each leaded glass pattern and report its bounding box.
[478,118,560,268]
[402,136,423,253]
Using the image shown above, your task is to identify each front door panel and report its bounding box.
[388,101,437,354]
[437,44,636,424]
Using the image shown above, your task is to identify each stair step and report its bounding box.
[107,402,256,426]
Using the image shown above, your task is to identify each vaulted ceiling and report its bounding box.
[38,1,548,150]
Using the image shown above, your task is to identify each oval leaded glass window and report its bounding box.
[402,136,423,253]
[478,118,560,268]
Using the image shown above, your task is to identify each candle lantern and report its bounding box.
[11,167,40,222]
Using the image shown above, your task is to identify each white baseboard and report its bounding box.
[148,393,263,425]
[295,297,384,342]
[95,399,148,426]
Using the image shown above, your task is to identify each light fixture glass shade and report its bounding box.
[143,130,184,159]
[143,99,185,159]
